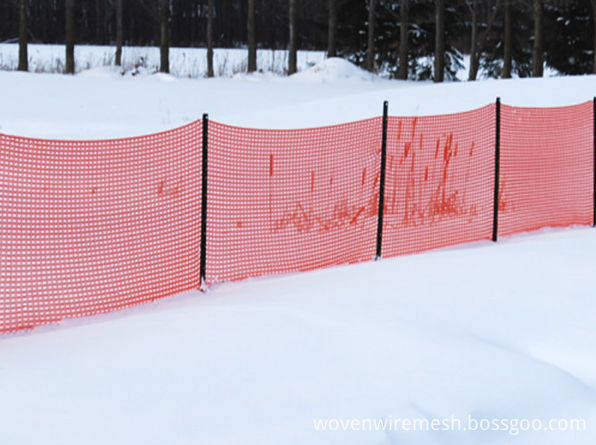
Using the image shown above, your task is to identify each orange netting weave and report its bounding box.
[206,119,382,283]
[382,105,497,257]
[498,102,594,236]
[1,101,594,333]
[0,122,202,332]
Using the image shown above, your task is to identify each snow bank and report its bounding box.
[3,63,594,139]
[289,57,380,83]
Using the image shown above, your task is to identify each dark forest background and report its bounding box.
[1,0,596,80]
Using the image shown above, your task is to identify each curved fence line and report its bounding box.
[1,100,594,332]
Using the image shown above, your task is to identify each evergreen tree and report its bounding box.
[397,0,409,79]
[367,0,377,71]
[544,0,594,75]
[481,0,533,78]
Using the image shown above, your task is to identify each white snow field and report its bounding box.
[1,48,596,445]
[0,43,326,78]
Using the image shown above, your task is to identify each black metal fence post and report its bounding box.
[200,113,209,290]
[492,97,501,242]
[376,101,389,260]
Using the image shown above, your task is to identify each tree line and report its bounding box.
[2,0,596,80]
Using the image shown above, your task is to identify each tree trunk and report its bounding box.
[327,0,337,58]
[207,0,214,77]
[468,0,479,81]
[397,0,408,80]
[160,0,170,73]
[366,0,376,72]
[288,0,297,75]
[95,0,103,44]
[502,0,512,78]
[18,0,28,72]
[248,0,257,72]
[115,0,123,66]
[65,0,75,74]
[434,0,444,82]
[532,0,543,77]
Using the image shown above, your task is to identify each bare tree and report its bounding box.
[327,0,337,57]
[397,0,408,79]
[366,0,376,72]
[159,0,170,73]
[94,0,103,44]
[468,0,500,81]
[502,0,512,78]
[531,0,543,77]
[434,0,444,82]
[65,0,75,74]
[207,0,214,77]
[288,0,297,74]
[115,0,123,66]
[18,0,28,72]
[467,0,478,80]
[248,0,257,72]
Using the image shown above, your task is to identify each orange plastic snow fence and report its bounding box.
[205,119,382,284]
[1,101,594,333]
[498,101,593,237]
[0,122,202,332]
[382,104,497,258]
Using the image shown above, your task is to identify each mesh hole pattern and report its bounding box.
[382,105,496,257]
[1,101,594,333]
[206,119,382,284]
[1,122,202,332]
[498,102,593,236]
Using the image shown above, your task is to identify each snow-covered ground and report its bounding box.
[0,43,326,77]
[1,49,596,445]
[0,45,589,139]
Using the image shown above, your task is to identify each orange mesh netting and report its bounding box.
[206,119,382,283]
[0,122,202,332]
[382,105,497,257]
[1,101,595,333]
[498,102,593,237]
